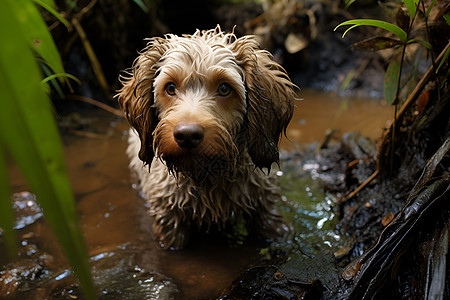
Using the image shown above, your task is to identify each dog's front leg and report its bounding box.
[151,210,191,250]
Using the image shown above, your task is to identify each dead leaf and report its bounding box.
[351,37,402,52]
[381,212,395,226]
[285,33,308,54]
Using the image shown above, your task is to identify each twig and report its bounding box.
[71,17,110,96]
[66,95,123,117]
[73,0,98,20]
[345,169,379,201]
[70,129,109,139]
[379,41,450,163]
[348,41,450,200]
[351,41,450,199]
[395,41,449,127]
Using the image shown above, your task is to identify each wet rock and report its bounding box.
[0,253,59,299]
[0,259,45,297]
[89,250,180,299]
[11,192,43,230]
[220,250,340,300]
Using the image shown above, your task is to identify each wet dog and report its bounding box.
[117,27,296,249]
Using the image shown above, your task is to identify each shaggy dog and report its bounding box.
[117,27,296,249]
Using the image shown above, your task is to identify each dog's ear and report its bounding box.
[117,38,168,167]
[232,36,296,170]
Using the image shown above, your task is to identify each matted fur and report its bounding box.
[117,26,296,249]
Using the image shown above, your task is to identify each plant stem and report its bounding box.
[388,1,419,175]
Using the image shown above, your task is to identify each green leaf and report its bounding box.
[407,38,432,49]
[426,0,437,18]
[444,11,450,26]
[344,0,357,9]
[41,70,80,97]
[340,69,355,91]
[384,60,401,105]
[132,0,149,13]
[64,0,77,9]
[33,0,72,29]
[0,147,17,257]
[41,72,81,86]
[35,0,55,6]
[436,46,450,74]
[40,62,64,96]
[334,19,408,43]
[0,1,96,299]
[9,0,65,76]
[402,0,417,18]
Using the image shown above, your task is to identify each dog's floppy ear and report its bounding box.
[232,36,296,170]
[117,38,168,167]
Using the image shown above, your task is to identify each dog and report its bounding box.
[117,27,296,249]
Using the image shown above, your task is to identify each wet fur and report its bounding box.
[117,27,296,249]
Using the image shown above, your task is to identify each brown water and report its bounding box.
[284,89,392,149]
[3,89,392,299]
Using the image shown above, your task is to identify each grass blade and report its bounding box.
[0,1,96,298]
[10,0,65,75]
[35,0,55,6]
[444,11,450,26]
[407,38,432,50]
[132,0,149,13]
[402,0,417,18]
[384,60,401,105]
[33,0,72,29]
[436,46,450,74]
[0,147,17,257]
[335,19,408,43]
[425,0,437,18]
[41,72,81,85]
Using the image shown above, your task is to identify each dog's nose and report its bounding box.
[173,123,205,149]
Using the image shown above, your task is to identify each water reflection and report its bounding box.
[277,165,343,253]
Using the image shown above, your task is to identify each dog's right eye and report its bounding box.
[165,82,176,96]
[217,83,232,97]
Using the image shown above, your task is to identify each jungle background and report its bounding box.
[1,0,449,299]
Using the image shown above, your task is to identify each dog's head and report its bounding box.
[117,27,295,180]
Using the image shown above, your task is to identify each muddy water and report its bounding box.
[3,89,392,299]
[284,89,392,149]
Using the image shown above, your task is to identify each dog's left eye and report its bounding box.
[165,82,177,96]
[217,83,232,97]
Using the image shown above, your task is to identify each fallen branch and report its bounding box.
[65,95,123,117]
[378,41,450,172]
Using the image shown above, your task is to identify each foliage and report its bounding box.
[335,0,449,105]
[0,0,96,299]
[335,0,450,175]
[336,19,408,43]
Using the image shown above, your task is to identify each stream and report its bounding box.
[2,89,392,299]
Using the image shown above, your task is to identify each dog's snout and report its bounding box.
[173,123,205,149]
